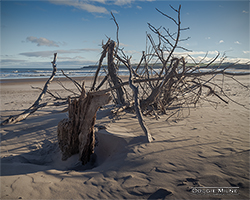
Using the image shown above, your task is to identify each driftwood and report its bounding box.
[128,59,153,142]
[107,40,125,105]
[90,6,250,142]
[1,4,249,156]
[1,53,58,126]
[57,82,111,164]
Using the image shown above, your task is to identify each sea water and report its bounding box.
[0,67,107,80]
[0,66,248,80]
[0,66,157,80]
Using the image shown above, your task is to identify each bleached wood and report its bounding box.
[57,83,111,164]
[128,60,153,143]
[107,40,125,105]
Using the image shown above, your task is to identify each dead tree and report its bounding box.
[57,82,111,164]
[107,40,125,105]
[91,39,125,105]
[92,6,250,127]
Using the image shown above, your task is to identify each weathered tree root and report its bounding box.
[57,82,111,164]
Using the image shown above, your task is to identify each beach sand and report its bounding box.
[0,75,249,199]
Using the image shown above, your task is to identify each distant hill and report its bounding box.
[82,63,250,70]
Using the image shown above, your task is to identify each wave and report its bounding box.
[0,68,100,79]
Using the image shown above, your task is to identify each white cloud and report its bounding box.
[242,10,248,14]
[49,0,108,14]
[219,40,224,44]
[234,41,241,45]
[119,43,129,47]
[173,51,218,56]
[111,10,119,14]
[92,0,106,3]
[171,51,250,64]
[81,17,89,21]
[124,50,140,55]
[114,0,133,6]
[26,36,59,47]
[81,2,108,13]
[183,55,250,64]
[113,0,154,6]
[48,0,155,14]
[224,57,250,64]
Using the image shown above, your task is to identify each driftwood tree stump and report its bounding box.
[57,82,111,165]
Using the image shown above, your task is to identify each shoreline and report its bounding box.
[0,75,130,86]
[0,76,95,85]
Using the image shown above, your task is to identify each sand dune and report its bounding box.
[1,76,249,199]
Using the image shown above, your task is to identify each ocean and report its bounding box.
[0,66,160,80]
[1,65,248,80]
[0,67,124,80]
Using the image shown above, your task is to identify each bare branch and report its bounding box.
[128,58,153,142]
[111,12,119,56]
[61,70,82,93]
[156,7,178,25]
[91,39,110,91]
[1,53,58,126]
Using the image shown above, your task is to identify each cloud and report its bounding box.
[78,48,100,52]
[113,0,155,6]
[173,51,218,56]
[182,55,250,64]
[111,10,119,14]
[242,10,248,14]
[1,59,27,64]
[124,50,140,55]
[26,36,59,47]
[19,48,100,57]
[48,0,155,14]
[114,0,133,6]
[92,0,106,3]
[58,60,97,67]
[171,51,250,64]
[120,43,129,47]
[49,0,108,14]
[81,17,89,21]
[219,40,224,44]
[234,41,241,45]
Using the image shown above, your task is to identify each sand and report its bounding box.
[0,75,249,199]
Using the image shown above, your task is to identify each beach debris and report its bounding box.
[89,6,249,141]
[127,57,153,142]
[57,82,111,164]
[1,5,249,150]
[0,53,59,126]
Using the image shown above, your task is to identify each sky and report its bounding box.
[1,0,249,69]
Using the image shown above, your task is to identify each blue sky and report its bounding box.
[1,0,249,68]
